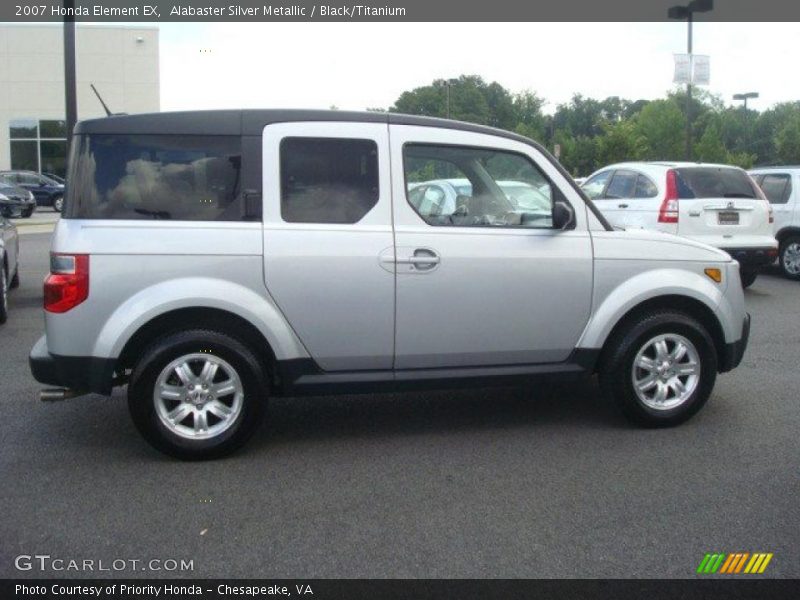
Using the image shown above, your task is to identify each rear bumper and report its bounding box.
[720,247,778,268]
[29,335,116,395]
[719,313,751,373]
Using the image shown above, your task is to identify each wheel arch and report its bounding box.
[578,269,729,372]
[117,307,280,390]
[776,226,800,244]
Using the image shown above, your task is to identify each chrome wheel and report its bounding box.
[53,196,64,212]
[631,333,701,411]
[782,242,800,276]
[154,353,244,440]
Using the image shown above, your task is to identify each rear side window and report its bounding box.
[758,173,792,204]
[634,174,658,198]
[280,137,379,224]
[675,167,759,199]
[66,134,243,221]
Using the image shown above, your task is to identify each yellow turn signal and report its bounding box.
[704,268,722,283]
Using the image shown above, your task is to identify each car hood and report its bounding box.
[591,228,732,263]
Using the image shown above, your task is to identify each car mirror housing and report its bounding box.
[552,200,575,230]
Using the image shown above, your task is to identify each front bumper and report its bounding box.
[719,313,751,373]
[29,335,116,395]
[720,247,778,268]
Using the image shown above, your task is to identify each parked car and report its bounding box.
[748,167,800,280]
[43,173,66,185]
[30,110,750,459]
[0,181,36,218]
[408,178,552,222]
[0,205,20,324]
[582,162,777,288]
[0,170,65,212]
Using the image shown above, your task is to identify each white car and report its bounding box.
[583,162,778,288]
[749,167,800,280]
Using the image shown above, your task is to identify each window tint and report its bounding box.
[675,167,758,199]
[582,171,611,199]
[66,134,244,221]
[403,144,555,228]
[758,174,792,204]
[605,170,637,199]
[634,174,659,198]
[280,137,379,224]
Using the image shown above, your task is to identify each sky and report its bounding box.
[158,22,800,115]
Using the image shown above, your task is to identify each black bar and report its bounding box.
[62,0,77,158]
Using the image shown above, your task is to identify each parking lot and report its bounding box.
[1,231,798,579]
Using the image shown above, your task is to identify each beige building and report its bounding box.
[0,24,159,177]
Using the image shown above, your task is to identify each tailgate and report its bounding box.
[674,167,772,240]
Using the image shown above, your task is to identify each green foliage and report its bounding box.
[386,75,800,174]
[776,112,800,163]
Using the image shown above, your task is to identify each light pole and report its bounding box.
[733,92,759,151]
[63,0,77,161]
[668,0,713,161]
[445,78,458,119]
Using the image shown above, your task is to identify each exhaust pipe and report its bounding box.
[40,388,82,402]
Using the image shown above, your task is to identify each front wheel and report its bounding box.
[779,236,800,281]
[740,269,758,289]
[599,310,717,427]
[128,329,268,459]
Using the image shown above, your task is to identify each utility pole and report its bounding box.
[63,0,77,159]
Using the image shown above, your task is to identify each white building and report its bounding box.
[0,24,159,177]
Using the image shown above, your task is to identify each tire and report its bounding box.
[778,235,800,281]
[22,208,33,218]
[52,195,64,213]
[128,329,268,460]
[599,310,717,427]
[740,270,758,289]
[0,266,8,325]
[9,265,19,289]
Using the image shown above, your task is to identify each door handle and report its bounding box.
[397,249,440,271]
[618,203,629,208]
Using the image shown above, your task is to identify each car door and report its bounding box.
[582,169,615,224]
[0,215,18,276]
[600,169,640,229]
[756,172,793,234]
[261,122,395,371]
[389,124,593,369]
[15,173,45,201]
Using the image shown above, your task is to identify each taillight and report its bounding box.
[658,169,679,223]
[44,254,89,313]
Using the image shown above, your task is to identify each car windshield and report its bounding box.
[675,167,758,199]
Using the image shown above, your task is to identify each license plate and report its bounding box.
[718,211,739,225]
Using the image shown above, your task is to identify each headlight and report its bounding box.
[0,193,8,201]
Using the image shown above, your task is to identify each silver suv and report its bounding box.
[29,110,751,459]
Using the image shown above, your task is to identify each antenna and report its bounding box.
[90,83,112,117]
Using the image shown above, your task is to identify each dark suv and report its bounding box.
[0,171,65,212]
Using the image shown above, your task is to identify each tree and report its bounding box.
[634,99,686,160]
[512,90,548,142]
[596,120,645,165]
[694,118,729,163]
[776,113,800,164]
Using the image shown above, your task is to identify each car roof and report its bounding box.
[600,161,743,171]
[748,165,800,171]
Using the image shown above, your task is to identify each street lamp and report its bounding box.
[733,92,759,150]
[445,78,458,119]
[668,0,714,161]
[733,92,759,111]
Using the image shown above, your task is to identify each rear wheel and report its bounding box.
[128,329,267,460]
[599,310,717,427]
[740,269,758,289]
[778,236,800,281]
[52,195,64,213]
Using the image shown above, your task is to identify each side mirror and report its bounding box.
[552,200,575,230]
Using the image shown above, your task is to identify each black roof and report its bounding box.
[74,109,535,144]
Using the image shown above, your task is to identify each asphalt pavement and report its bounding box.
[1,232,798,579]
